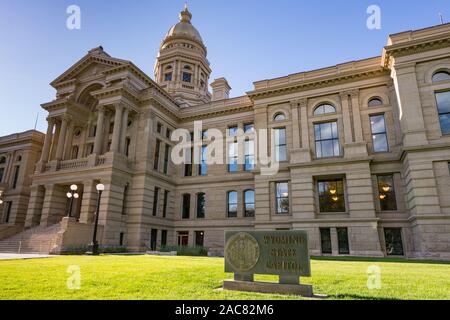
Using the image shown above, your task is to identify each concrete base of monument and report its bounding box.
[223,280,314,298]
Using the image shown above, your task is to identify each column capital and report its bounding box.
[339,91,350,100]
[61,114,72,123]
[290,98,307,108]
[46,117,56,125]
[349,89,360,98]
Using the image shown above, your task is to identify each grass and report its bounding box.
[0,255,449,300]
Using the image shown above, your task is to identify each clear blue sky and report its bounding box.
[0,0,449,136]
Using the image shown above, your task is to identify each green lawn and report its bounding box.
[0,255,449,300]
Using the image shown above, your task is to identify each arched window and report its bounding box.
[184,65,192,70]
[368,98,383,107]
[273,113,286,121]
[0,156,6,164]
[314,104,336,116]
[244,190,255,218]
[432,70,450,83]
[227,191,238,218]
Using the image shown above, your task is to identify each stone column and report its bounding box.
[50,121,61,161]
[25,185,45,228]
[290,101,301,150]
[119,107,130,155]
[299,99,309,149]
[350,90,364,143]
[41,118,55,163]
[340,92,354,145]
[63,122,75,160]
[110,104,123,153]
[93,106,106,155]
[55,117,70,161]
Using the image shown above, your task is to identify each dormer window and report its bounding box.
[182,72,192,83]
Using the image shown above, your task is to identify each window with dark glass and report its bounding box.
[228,142,238,172]
[196,193,205,219]
[199,145,207,176]
[152,187,159,216]
[154,139,161,170]
[315,121,340,158]
[337,228,350,255]
[119,232,125,246]
[377,175,397,211]
[314,104,336,116]
[244,190,255,217]
[370,114,389,152]
[163,144,170,174]
[320,228,332,254]
[164,72,172,81]
[182,194,190,219]
[178,231,189,246]
[195,231,204,247]
[244,123,255,133]
[3,202,12,223]
[161,230,167,247]
[368,98,383,107]
[150,229,158,251]
[244,140,255,171]
[166,129,172,139]
[122,184,128,215]
[275,182,289,214]
[384,228,404,256]
[184,147,193,177]
[182,72,192,83]
[274,128,287,162]
[432,71,450,83]
[227,191,238,218]
[0,168,4,183]
[157,123,163,134]
[435,91,450,135]
[0,156,6,164]
[318,179,346,213]
[12,166,20,189]
[162,190,169,218]
[125,138,131,157]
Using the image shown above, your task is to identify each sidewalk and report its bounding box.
[0,253,54,260]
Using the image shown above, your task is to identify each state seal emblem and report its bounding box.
[225,232,260,272]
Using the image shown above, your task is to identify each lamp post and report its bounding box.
[87,183,105,256]
[66,184,79,218]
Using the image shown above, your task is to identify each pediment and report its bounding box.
[51,47,130,87]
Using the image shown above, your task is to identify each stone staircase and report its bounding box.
[0,224,62,254]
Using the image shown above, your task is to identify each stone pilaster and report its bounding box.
[25,185,45,228]
[119,107,130,155]
[111,104,123,153]
[93,106,106,155]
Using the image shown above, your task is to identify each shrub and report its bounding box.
[61,245,128,255]
[159,245,208,257]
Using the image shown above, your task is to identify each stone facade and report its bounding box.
[1,7,450,259]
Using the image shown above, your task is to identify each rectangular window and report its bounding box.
[12,166,20,189]
[228,126,238,137]
[163,144,170,174]
[196,193,206,219]
[275,182,289,214]
[150,229,158,251]
[125,138,131,157]
[154,139,161,170]
[244,123,255,134]
[320,228,332,254]
[178,231,189,246]
[337,228,350,255]
[227,191,238,218]
[166,129,172,139]
[228,142,238,172]
[152,187,160,216]
[195,231,204,247]
[318,179,346,213]
[202,130,208,140]
[182,72,192,83]
[370,114,389,152]
[119,233,125,246]
[435,91,450,135]
[274,128,287,162]
[244,190,255,218]
[185,147,193,177]
[164,72,172,81]
[157,123,163,134]
[122,184,128,216]
[4,201,12,223]
[244,140,255,171]
[377,175,398,211]
[161,230,168,247]
[384,228,404,256]
[0,167,4,183]
[182,194,191,219]
[162,190,169,218]
[199,145,207,176]
[315,121,340,158]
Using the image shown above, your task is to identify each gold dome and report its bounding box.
[164,5,204,45]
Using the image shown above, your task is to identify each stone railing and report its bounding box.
[57,159,89,171]
[96,156,107,166]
